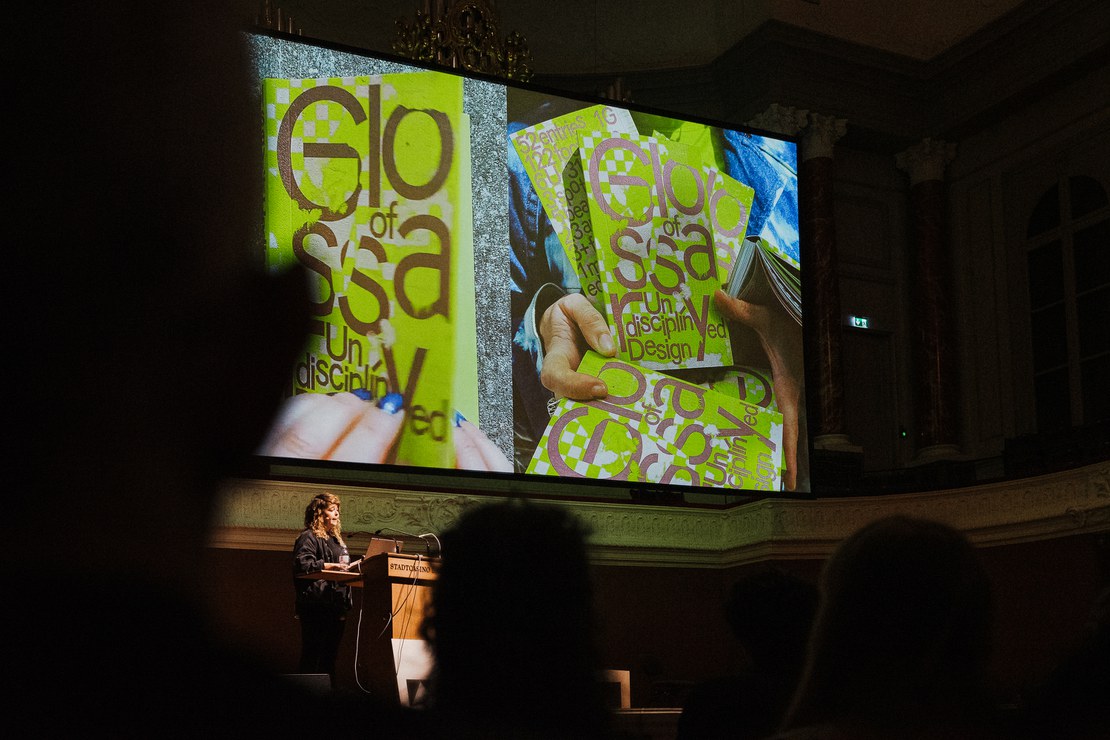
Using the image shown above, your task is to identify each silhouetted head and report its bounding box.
[784,516,994,732]
[422,499,609,738]
[16,3,310,595]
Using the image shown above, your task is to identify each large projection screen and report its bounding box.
[249,30,809,500]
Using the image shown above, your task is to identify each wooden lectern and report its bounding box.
[355,551,439,705]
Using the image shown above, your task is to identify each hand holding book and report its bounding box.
[260,391,406,463]
[713,288,802,491]
[527,352,785,489]
[454,414,514,472]
[259,391,509,472]
[539,293,618,400]
[510,111,805,491]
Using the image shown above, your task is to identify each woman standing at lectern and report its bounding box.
[293,492,353,686]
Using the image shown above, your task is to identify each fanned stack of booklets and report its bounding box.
[514,112,792,490]
[571,131,744,370]
[726,236,802,325]
[264,73,473,468]
[526,353,784,490]
[510,105,636,310]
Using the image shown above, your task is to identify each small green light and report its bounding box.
[849,315,870,329]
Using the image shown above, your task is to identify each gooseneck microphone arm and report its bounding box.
[373,527,442,556]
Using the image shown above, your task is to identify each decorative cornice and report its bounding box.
[748,103,809,137]
[896,138,958,184]
[210,462,1109,567]
[802,113,848,161]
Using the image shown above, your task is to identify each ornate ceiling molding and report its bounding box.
[210,462,1109,567]
[531,1,1106,154]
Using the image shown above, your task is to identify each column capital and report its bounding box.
[801,113,847,160]
[895,138,957,185]
[747,103,808,137]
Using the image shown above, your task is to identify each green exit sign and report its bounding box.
[849,315,871,329]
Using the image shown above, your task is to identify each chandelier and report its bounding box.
[254,0,301,35]
[394,0,534,82]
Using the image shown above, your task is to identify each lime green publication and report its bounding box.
[526,352,784,491]
[703,364,786,481]
[704,365,779,416]
[633,119,756,284]
[578,132,734,370]
[264,73,471,468]
[509,105,635,308]
[699,165,755,286]
[560,155,604,309]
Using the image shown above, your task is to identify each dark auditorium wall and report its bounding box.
[200,530,1107,705]
[201,547,304,677]
[196,545,742,700]
[589,559,824,708]
[979,532,1109,694]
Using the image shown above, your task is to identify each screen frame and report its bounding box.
[243,27,812,507]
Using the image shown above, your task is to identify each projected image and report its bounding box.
[257,67,512,475]
[251,33,807,494]
[507,91,803,492]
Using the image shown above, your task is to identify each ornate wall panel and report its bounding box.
[211,462,1109,566]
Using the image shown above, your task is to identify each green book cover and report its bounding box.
[703,365,779,416]
[701,165,756,286]
[634,120,755,284]
[526,352,784,491]
[578,132,734,370]
[452,120,480,428]
[560,154,604,309]
[264,73,470,467]
[703,365,785,480]
[509,105,636,308]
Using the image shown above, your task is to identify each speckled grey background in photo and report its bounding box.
[249,34,512,460]
[462,80,511,460]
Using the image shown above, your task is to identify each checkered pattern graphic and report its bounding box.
[527,386,693,481]
[528,354,783,488]
[589,134,647,217]
[510,108,639,313]
[528,399,703,482]
[577,131,735,371]
[534,411,605,478]
[265,77,369,213]
[261,72,468,470]
[527,399,625,478]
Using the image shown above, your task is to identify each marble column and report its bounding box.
[747,105,855,452]
[801,113,852,450]
[896,139,961,461]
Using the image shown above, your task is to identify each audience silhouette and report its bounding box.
[1015,582,1110,740]
[775,516,1000,740]
[14,4,1098,739]
[676,567,818,740]
[420,499,614,740]
[14,3,423,735]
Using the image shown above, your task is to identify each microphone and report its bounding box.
[374,527,442,557]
